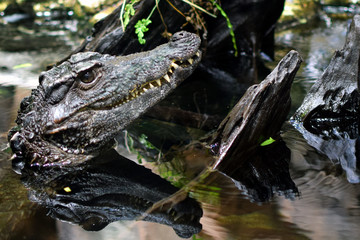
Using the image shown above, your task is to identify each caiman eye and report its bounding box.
[76,64,102,90]
[79,70,96,83]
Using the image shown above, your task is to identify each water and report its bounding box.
[1,11,360,240]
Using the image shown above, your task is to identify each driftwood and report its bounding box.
[292,16,360,138]
[211,50,302,168]
[291,15,360,183]
[203,50,302,201]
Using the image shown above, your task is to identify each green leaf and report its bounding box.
[260,137,276,146]
[123,3,136,29]
[135,19,152,44]
[13,63,32,69]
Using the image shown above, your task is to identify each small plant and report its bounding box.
[119,0,238,53]
[210,0,238,57]
[135,18,153,44]
[260,137,276,146]
[120,0,138,30]
[134,1,158,44]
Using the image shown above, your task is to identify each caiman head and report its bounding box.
[9,31,201,168]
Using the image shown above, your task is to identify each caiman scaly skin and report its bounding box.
[9,31,201,168]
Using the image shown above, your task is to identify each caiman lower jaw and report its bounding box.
[98,50,201,109]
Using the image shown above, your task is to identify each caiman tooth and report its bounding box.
[143,87,148,92]
[187,58,194,64]
[163,74,170,82]
[131,92,136,98]
[156,79,161,86]
[149,83,155,88]
[171,62,179,69]
[168,68,173,74]
[196,51,201,57]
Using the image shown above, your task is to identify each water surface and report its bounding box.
[1,12,359,240]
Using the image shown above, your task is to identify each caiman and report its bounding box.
[8,31,202,238]
[9,31,201,169]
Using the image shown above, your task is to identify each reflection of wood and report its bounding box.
[146,105,222,131]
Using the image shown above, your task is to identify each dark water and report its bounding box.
[1,13,360,240]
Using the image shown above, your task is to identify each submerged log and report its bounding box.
[291,15,360,183]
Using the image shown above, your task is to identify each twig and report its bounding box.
[120,0,127,31]
[182,0,217,18]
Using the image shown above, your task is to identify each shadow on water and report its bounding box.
[1,3,360,240]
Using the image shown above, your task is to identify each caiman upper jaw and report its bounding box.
[99,50,202,109]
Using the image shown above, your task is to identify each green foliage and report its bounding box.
[125,131,135,152]
[134,1,159,44]
[139,134,158,150]
[120,0,138,31]
[260,137,276,146]
[210,0,238,57]
[192,235,203,240]
[135,18,152,44]
[159,168,188,188]
[12,63,32,69]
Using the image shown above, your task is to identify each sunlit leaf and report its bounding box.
[12,63,32,69]
[260,137,276,146]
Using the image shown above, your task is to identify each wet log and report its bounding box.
[292,15,360,139]
[291,15,360,183]
[210,50,302,167]
[208,50,302,201]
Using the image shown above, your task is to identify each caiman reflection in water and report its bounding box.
[20,149,202,238]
